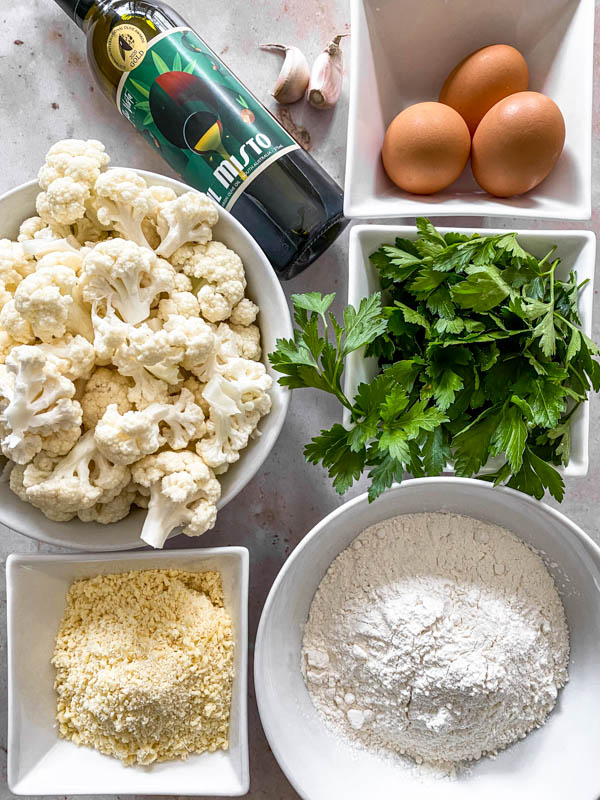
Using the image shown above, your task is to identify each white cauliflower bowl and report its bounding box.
[0,164,291,551]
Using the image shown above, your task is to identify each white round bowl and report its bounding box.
[255,479,600,800]
[0,169,292,551]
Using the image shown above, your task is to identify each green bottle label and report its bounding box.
[116,27,299,210]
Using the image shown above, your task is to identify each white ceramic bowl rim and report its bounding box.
[255,477,600,799]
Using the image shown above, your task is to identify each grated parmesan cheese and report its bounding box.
[52,568,234,766]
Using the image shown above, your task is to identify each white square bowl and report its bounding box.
[345,0,594,220]
[6,547,249,796]
[345,224,596,476]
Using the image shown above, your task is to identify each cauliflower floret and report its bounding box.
[80,367,132,429]
[94,316,170,410]
[147,184,177,214]
[191,321,241,382]
[10,260,93,344]
[230,297,259,326]
[92,169,156,248]
[90,300,129,364]
[94,403,163,465]
[38,425,82,457]
[155,191,218,258]
[1,423,81,465]
[172,240,246,322]
[126,373,170,410]
[12,264,77,342]
[17,217,48,241]
[116,315,215,385]
[38,334,96,380]
[0,331,18,364]
[82,239,175,325]
[170,315,216,370]
[173,273,193,291]
[94,388,205,465]
[8,462,29,501]
[196,282,245,323]
[37,139,109,190]
[36,139,109,228]
[196,358,272,472]
[115,322,183,385]
[0,239,32,278]
[0,301,35,343]
[0,346,82,464]
[13,430,129,521]
[131,450,221,548]
[218,357,272,414]
[77,481,139,524]
[17,217,71,244]
[231,323,261,360]
[0,239,33,308]
[156,290,200,321]
[36,249,85,276]
[181,374,210,415]
[36,177,90,227]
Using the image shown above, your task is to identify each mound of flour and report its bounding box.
[302,512,569,767]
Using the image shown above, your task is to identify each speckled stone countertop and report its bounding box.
[0,0,598,798]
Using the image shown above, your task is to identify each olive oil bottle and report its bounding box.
[53,0,348,279]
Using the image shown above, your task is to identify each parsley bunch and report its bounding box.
[269,219,600,502]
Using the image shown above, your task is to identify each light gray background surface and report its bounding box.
[0,0,598,798]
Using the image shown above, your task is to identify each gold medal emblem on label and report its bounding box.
[107,24,147,72]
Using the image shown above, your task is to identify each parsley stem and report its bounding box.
[537,246,558,273]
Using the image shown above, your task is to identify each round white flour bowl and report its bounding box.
[255,479,600,800]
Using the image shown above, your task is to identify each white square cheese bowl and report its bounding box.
[345,0,594,220]
[345,225,596,476]
[6,547,249,796]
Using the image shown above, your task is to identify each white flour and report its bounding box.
[302,512,569,768]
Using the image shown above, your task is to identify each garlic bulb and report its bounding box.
[260,44,310,104]
[307,34,347,110]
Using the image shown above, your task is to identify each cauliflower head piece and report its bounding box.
[196,358,272,472]
[82,238,175,325]
[92,168,156,248]
[172,240,246,322]
[11,429,130,521]
[36,139,109,228]
[80,367,132,429]
[0,346,82,464]
[13,264,77,342]
[132,449,220,548]
[155,191,218,258]
[94,388,205,465]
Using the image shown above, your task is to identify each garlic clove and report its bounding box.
[260,44,310,105]
[307,34,348,110]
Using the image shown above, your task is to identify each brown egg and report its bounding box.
[381,102,471,195]
[472,91,565,197]
[439,44,529,135]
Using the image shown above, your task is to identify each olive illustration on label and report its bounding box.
[148,71,246,179]
[236,94,255,124]
[181,31,203,54]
